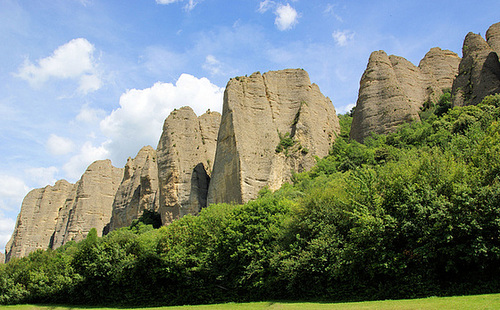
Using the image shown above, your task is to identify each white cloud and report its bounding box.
[337,103,356,114]
[0,211,16,255]
[76,104,106,123]
[100,74,224,166]
[202,55,228,76]
[63,141,110,180]
[332,30,355,46]
[25,166,59,187]
[16,38,102,94]
[78,74,102,94]
[258,0,274,13]
[324,4,343,22]
[47,134,75,156]
[156,0,202,11]
[0,175,30,211]
[274,4,299,31]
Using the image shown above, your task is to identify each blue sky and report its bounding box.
[0,0,499,253]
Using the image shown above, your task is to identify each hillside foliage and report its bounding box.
[2,93,500,306]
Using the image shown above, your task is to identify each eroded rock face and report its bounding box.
[108,146,159,231]
[419,47,462,102]
[351,48,460,142]
[486,22,500,56]
[207,69,340,205]
[5,180,73,262]
[156,107,221,224]
[452,30,500,106]
[0,252,4,264]
[51,160,123,248]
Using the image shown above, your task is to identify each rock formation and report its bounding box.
[4,180,74,262]
[0,252,4,264]
[108,146,159,231]
[351,48,460,142]
[156,107,221,224]
[207,69,340,205]
[452,26,500,106]
[50,160,123,248]
[486,22,500,56]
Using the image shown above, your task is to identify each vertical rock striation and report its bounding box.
[351,48,460,143]
[452,26,500,106]
[4,180,73,262]
[486,22,500,57]
[51,160,123,248]
[108,146,159,231]
[207,69,340,205]
[156,107,221,224]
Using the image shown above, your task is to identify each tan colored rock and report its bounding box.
[486,22,500,56]
[452,31,500,106]
[108,146,159,231]
[419,47,462,101]
[0,251,4,264]
[350,51,422,143]
[351,48,460,143]
[156,107,221,224]
[51,160,123,247]
[5,180,73,262]
[208,69,340,205]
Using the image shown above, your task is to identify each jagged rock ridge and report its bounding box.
[452,23,500,106]
[5,160,123,262]
[207,69,340,205]
[108,146,159,231]
[51,160,123,248]
[157,107,221,224]
[4,180,73,262]
[350,47,460,142]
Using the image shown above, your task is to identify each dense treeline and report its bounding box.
[2,93,500,306]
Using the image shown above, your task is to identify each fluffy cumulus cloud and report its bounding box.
[0,175,30,208]
[332,30,355,46]
[274,3,299,31]
[47,134,75,156]
[63,141,110,180]
[156,0,202,11]
[0,211,16,254]
[100,74,224,166]
[16,38,101,94]
[25,166,59,187]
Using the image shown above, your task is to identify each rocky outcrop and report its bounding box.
[0,252,4,264]
[51,160,123,248]
[351,48,460,142]
[486,22,500,56]
[108,146,159,231]
[452,28,500,106]
[207,69,340,205]
[5,180,73,262]
[419,47,462,102]
[156,107,221,224]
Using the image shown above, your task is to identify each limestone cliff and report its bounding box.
[108,146,159,231]
[351,48,460,142]
[4,180,73,262]
[452,26,500,106]
[486,22,500,58]
[51,160,123,248]
[156,107,221,224]
[207,69,340,205]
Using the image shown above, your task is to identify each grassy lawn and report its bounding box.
[1,293,499,310]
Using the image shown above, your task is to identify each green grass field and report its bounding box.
[1,293,499,310]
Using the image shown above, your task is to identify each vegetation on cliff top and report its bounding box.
[1,93,500,306]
